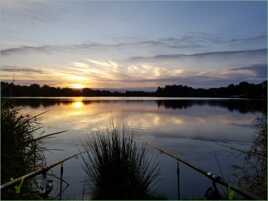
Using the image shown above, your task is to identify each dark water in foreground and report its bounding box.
[7,97,266,199]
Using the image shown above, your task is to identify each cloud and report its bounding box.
[85,74,256,89]
[100,62,266,88]
[130,37,205,49]
[0,44,266,89]
[0,40,201,56]
[0,32,266,56]
[1,45,53,56]
[229,34,267,43]
[1,59,266,89]
[0,0,60,25]
[0,66,44,73]
[128,48,266,62]
[230,64,267,78]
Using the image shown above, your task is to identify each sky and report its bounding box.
[0,0,267,90]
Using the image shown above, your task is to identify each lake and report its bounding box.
[5,97,266,199]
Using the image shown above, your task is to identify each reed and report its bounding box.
[81,126,159,199]
[1,102,45,199]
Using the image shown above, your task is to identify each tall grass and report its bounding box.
[1,102,45,199]
[81,126,159,199]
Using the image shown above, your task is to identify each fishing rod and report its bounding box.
[27,130,67,143]
[147,142,259,200]
[217,142,266,159]
[0,151,83,191]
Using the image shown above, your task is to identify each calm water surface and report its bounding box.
[8,97,266,199]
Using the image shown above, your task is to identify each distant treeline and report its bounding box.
[1,81,267,98]
[156,81,267,98]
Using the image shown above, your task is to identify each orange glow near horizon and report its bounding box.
[70,83,85,89]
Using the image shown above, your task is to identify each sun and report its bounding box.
[71,83,85,89]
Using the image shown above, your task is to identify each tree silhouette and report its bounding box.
[1,81,267,98]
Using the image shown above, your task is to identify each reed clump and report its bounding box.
[81,126,159,199]
[1,102,45,199]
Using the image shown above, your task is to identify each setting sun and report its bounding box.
[71,83,85,89]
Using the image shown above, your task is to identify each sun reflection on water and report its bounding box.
[72,101,83,109]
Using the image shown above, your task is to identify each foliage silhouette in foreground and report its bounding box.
[1,102,45,199]
[233,115,267,199]
[81,126,159,199]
